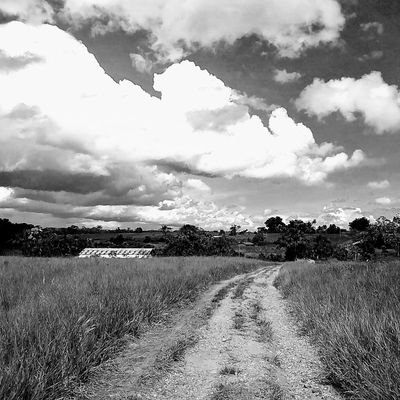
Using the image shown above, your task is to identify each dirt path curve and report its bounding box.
[79,265,342,400]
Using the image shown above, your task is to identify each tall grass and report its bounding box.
[0,256,265,400]
[274,261,400,400]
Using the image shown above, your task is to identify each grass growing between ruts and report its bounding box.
[274,261,400,400]
[0,256,265,400]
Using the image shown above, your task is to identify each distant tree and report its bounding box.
[229,225,241,236]
[333,245,349,261]
[265,216,286,233]
[257,226,267,233]
[355,233,376,260]
[0,218,33,254]
[316,224,327,233]
[275,227,312,261]
[134,227,143,233]
[349,217,370,232]
[110,234,124,246]
[219,229,226,236]
[252,231,266,246]
[160,225,172,236]
[326,224,341,234]
[180,224,200,236]
[313,235,333,259]
[363,216,400,256]
[163,225,235,256]
[21,231,93,257]
[66,225,80,234]
[286,219,316,234]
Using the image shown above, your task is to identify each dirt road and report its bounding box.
[79,265,342,400]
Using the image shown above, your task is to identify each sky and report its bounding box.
[1,0,400,230]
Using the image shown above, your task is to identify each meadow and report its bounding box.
[274,260,400,400]
[0,256,265,400]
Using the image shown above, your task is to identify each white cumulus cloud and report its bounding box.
[368,180,390,189]
[361,22,384,36]
[61,0,345,59]
[375,197,391,205]
[296,71,400,134]
[273,69,302,83]
[0,22,364,184]
[0,187,14,202]
[184,179,211,193]
[129,53,154,74]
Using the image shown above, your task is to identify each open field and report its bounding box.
[0,256,266,400]
[274,261,400,400]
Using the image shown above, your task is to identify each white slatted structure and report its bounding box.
[78,248,154,259]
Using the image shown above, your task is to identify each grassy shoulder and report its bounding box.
[0,256,266,400]
[274,260,400,400]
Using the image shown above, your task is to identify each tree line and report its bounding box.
[1,214,399,260]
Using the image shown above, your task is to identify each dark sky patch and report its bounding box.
[0,169,109,194]
[154,160,218,178]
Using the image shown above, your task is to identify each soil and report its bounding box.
[77,265,342,400]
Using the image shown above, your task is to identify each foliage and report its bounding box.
[326,224,341,234]
[286,219,316,234]
[0,256,266,400]
[163,225,236,256]
[264,216,286,233]
[332,245,349,261]
[0,218,33,254]
[349,216,370,231]
[367,216,400,256]
[275,227,312,261]
[160,225,172,235]
[229,224,241,236]
[260,252,284,262]
[312,235,333,259]
[110,234,125,246]
[21,231,93,257]
[274,261,400,399]
[252,231,266,246]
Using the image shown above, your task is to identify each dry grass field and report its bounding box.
[274,260,400,400]
[0,256,265,400]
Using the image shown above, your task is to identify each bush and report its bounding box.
[252,232,266,246]
[163,225,235,256]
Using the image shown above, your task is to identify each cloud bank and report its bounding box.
[0,21,364,227]
[10,0,346,60]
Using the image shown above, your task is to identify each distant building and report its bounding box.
[78,248,154,259]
